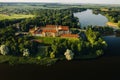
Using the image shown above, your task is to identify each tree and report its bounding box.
[86,28,100,46]
[0,45,9,55]
[64,49,74,60]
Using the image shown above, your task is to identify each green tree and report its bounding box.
[86,28,98,45]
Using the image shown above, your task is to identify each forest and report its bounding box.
[0,8,86,31]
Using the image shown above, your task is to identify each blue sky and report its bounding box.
[0,0,120,4]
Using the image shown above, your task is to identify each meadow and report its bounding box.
[0,14,35,20]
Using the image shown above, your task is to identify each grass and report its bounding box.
[0,14,35,20]
[0,55,58,66]
[34,36,79,44]
[106,22,118,28]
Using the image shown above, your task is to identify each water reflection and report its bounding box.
[74,9,108,27]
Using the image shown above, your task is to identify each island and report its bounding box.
[0,3,120,66]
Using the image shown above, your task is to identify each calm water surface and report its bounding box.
[104,35,120,56]
[74,9,108,27]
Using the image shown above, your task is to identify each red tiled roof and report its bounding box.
[61,34,79,38]
[30,25,69,34]
[42,30,57,33]
[58,26,69,31]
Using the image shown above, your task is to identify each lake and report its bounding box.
[74,9,108,27]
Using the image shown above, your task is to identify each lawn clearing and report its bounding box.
[0,14,35,20]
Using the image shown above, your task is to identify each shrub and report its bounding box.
[64,49,74,60]
[23,49,30,57]
[96,50,103,56]
[50,52,55,59]
[0,45,9,55]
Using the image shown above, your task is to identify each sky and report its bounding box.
[0,0,120,4]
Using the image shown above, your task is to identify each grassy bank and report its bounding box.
[0,54,101,66]
[0,14,35,20]
[0,55,58,66]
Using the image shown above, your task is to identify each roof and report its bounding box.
[42,30,57,33]
[29,25,69,34]
[61,34,79,38]
[58,26,69,31]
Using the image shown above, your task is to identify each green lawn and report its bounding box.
[34,36,79,44]
[0,14,35,20]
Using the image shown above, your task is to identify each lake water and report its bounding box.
[104,35,120,56]
[74,9,108,27]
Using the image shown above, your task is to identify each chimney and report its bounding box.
[35,26,37,30]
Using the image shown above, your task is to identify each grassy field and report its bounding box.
[34,36,79,44]
[0,14,35,20]
[106,22,118,28]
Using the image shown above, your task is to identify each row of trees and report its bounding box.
[88,26,114,35]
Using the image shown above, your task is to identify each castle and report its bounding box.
[29,25,79,38]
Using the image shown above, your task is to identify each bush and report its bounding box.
[50,52,55,59]
[96,50,103,56]
[0,45,9,55]
[23,49,30,57]
[64,49,74,60]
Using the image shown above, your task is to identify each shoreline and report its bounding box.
[0,54,100,66]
